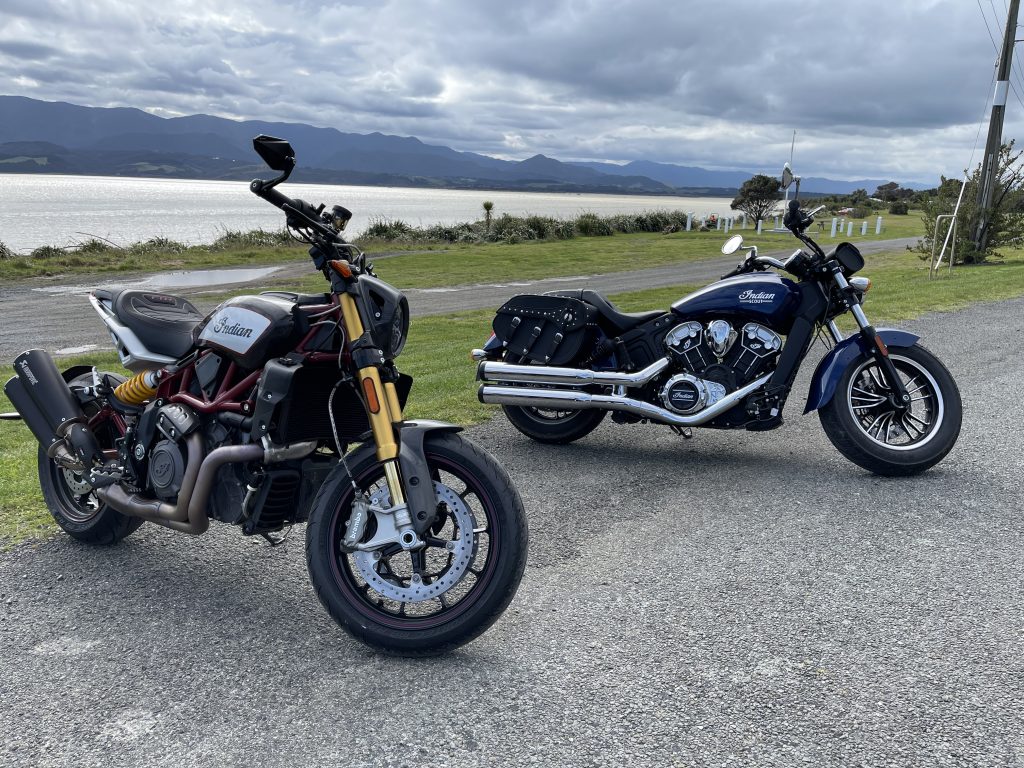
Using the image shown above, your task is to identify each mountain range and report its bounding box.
[0,96,922,196]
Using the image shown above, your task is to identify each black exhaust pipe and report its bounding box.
[4,350,100,466]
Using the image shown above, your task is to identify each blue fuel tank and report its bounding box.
[670,273,801,334]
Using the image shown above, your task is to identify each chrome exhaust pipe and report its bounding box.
[479,373,772,427]
[96,437,316,535]
[478,357,670,387]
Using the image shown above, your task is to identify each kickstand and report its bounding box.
[260,525,294,547]
[670,426,693,439]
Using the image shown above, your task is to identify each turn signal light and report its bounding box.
[329,260,353,278]
[850,276,871,293]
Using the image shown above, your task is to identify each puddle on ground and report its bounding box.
[32,266,284,295]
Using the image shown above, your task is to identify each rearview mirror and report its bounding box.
[781,163,794,190]
[253,135,295,171]
[721,234,744,255]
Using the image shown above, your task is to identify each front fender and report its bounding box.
[803,328,920,414]
[396,420,463,534]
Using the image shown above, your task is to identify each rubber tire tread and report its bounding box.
[306,432,528,656]
[499,353,606,444]
[38,449,144,544]
[818,343,962,476]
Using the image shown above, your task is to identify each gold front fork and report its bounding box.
[339,293,406,505]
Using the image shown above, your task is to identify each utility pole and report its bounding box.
[973,0,1020,253]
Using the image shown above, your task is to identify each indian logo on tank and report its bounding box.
[738,289,776,305]
[199,307,272,354]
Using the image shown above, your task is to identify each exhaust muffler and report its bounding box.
[477,357,670,387]
[479,373,772,427]
[4,350,100,467]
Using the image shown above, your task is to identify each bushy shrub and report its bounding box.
[889,200,909,215]
[574,212,613,237]
[0,241,14,259]
[76,238,116,254]
[491,214,537,244]
[850,207,871,220]
[30,245,65,259]
[127,237,188,255]
[211,228,292,250]
[362,217,414,240]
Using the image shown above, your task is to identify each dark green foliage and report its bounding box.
[210,229,292,250]
[574,212,614,237]
[0,241,14,259]
[30,245,66,259]
[730,174,782,223]
[889,200,910,215]
[919,142,1024,264]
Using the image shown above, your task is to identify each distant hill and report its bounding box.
[0,95,925,196]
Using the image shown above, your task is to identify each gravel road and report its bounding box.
[1,293,1021,767]
[0,237,919,360]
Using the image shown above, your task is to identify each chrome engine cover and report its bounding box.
[705,319,737,358]
[660,373,728,415]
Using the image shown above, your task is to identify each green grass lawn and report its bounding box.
[0,211,925,286]
[3,244,1016,546]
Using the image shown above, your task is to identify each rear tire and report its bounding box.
[819,343,962,476]
[500,353,606,444]
[38,372,143,544]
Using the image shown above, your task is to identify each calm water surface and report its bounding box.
[0,174,735,253]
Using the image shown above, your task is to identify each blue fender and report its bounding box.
[803,328,920,414]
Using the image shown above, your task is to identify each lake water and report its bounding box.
[0,174,735,253]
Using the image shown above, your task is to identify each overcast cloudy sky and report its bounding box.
[0,0,1016,183]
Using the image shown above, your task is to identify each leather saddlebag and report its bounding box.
[491,294,596,365]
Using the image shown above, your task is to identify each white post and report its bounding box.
[724,218,730,233]
[686,213,692,231]
[875,216,882,234]
[774,216,780,229]
[861,221,868,236]
[716,216,721,230]
[757,219,763,234]
[742,214,747,229]
[830,218,838,237]
[847,221,854,237]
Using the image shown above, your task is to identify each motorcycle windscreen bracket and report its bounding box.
[492,295,596,365]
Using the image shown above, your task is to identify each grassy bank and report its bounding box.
[4,246,1019,545]
[0,211,925,284]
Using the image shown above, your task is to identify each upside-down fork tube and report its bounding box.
[337,292,407,505]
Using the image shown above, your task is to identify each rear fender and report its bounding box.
[804,328,920,414]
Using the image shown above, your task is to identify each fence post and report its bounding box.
[830,218,838,237]
[861,221,868,236]
[686,213,692,231]
[716,216,721,230]
[757,219,763,234]
[847,221,854,236]
[742,214,747,229]
[875,216,882,234]
[774,216,780,229]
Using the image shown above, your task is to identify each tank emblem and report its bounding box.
[738,290,776,305]
[199,307,271,354]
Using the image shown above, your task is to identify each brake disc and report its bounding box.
[352,481,475,603]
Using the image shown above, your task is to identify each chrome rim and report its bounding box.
[846,354,943,451]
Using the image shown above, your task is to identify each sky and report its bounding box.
[0,0,1016,184]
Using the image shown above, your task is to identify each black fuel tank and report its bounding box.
[193,295,306,368]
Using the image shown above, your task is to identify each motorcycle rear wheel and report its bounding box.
[38,372,143,544]
[500,353,606,444]
[306,431,528,656]
[819,343,962,476]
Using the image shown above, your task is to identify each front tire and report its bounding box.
[306,432,528,656]
[819,343,962,476]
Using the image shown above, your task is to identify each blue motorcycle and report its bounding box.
[473,171,961,476]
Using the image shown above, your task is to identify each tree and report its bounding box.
[482,201,494,233]
[919,141,1024,264]
[873,181,915,202]
[730,174,781,223]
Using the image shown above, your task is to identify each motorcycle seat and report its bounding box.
[546,289,662,334]
[93,288,204,360]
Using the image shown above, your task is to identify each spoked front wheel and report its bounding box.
[819,343,962,476]
[306,432,528,655]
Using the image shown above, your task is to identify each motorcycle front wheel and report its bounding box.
[819,343,962,476]
[306,431,528,656]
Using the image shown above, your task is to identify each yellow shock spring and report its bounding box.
[114,371,159,405]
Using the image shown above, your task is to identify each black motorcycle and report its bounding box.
[3,135,528,655]
[474,166,961,476]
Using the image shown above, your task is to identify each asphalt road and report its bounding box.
[0,237,919,360]
[1,295,1021,767]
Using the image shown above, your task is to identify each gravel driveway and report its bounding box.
[1,295,1021,768]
